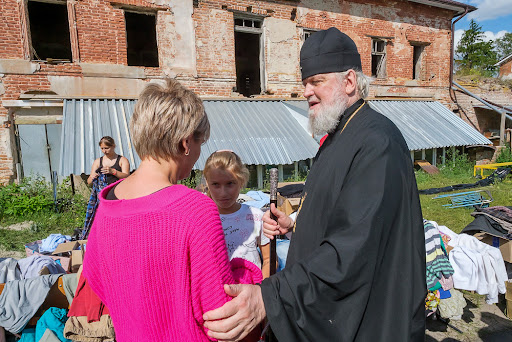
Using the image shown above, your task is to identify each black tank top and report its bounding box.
[99,155,122,185]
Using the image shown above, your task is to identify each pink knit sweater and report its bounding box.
[83,183,260,342]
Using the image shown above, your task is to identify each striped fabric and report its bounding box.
[424,220,454,289]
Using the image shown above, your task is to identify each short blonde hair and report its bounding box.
[203,151,250,189]
[130,79,210,161]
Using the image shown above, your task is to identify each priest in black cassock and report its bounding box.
[203,27,426,342]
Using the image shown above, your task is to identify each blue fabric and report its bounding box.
[81,173,108,239]
[243,191,270,209]
[39,235,71,253]
[35,307,70,342]
[19,327,36,342]
[276,239,290,271]
[438,288,452,299]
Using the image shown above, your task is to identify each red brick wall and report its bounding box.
[0,0,460,183]
[499,59,512,79]
[0,0,25,59]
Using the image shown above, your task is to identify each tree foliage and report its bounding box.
[495,33,512,61]
[456,20,497,76]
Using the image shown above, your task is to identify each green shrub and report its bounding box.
[496,147,512,163]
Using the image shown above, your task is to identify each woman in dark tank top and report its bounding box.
[87,136,130,186]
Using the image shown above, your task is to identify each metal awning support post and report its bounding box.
[410,151,414,164]
[452,146,456,166]
[294,162,299,180]
[500,110,506,146]
[432,148,437,166]
[257,165,263,189]
[278,165,284,182]
[442,147,446,166]
[421,149,426,160]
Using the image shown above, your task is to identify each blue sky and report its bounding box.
[454,0,512,53]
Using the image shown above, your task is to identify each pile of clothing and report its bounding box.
[424,219,508,312]
[424,220,465,320]
[0,258,114,342]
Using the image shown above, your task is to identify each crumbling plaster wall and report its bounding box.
[451,86,512,133]
[0,0,461,183]
[264,17,301,94]
[296,0,452,101]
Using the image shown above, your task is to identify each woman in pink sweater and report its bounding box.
[82,79,262,342]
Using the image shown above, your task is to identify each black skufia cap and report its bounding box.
[300,27,362,80]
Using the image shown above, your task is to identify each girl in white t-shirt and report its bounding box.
[203,150,271,278]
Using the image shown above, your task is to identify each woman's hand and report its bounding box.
[262,203,293,240]
[101,166,117,176]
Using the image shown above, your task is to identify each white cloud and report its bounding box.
[482,30,508,42]
[467,0,512,22]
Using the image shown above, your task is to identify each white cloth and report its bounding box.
[449,233,508,304]
[220,204,270,268]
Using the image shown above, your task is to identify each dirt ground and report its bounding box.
[427,293,512,341]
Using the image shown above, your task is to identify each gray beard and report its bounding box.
[308,96,349,136]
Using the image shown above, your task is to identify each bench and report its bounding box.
[474,162,512,179]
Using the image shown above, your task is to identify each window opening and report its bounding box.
[27,1,72,61]
[371,39,387,78]
[125,11,159,67]
[234,17,263,97]
[413,45,424,80]
[302,28,319,43]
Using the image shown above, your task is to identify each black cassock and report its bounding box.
[261,99,426,341]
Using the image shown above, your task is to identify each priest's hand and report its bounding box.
[262,203,293,239]
[203,284,266,342]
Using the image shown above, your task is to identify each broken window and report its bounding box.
[234,16,264,97]
[412,45,425,80]
[27,0,72,61]
[125,11,159,67]
[301,28,319,43]
[371,39,387,78]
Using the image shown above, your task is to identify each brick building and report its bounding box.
[0,0,482,184]
[497,54,512,80]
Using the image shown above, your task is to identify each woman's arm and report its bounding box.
[113,156,130,179]
[260,242,271,279]
[87,159,100,185]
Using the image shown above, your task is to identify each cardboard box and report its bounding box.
[474,232,512,263]
[277,195,301,217]
[25,240,71,272]
[506,281,512,319]
[25,239,87,273]
[53,240,87,273]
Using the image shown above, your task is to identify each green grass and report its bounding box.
[0,177,87,253]
[1,164,512,254]
[417,167,512,234]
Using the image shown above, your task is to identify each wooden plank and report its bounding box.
[415,160,440,174]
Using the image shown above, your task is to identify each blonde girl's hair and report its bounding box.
[203,151,250,192]
[129,79,210,162]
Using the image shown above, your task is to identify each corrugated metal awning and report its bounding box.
[368,100,491,150]
[283,100,491,150]
[59,99,141,176]
[197,100,319,168]
[59,99,319,175]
